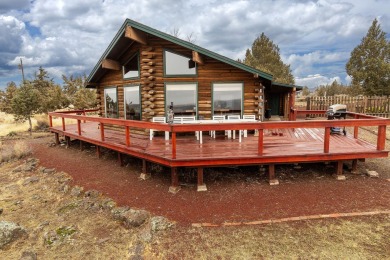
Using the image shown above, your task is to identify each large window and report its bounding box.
[124,85,141,120]
[164,50,196,76]
[165,83,197,117]
[213,83,243,117]
[104,87,118,118]
[123,53,139,79]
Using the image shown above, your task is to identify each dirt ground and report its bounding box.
[29,129,390,225]
[1,128,390,259]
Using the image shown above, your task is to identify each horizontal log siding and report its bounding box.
[97,35,261,125]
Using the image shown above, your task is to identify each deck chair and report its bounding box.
[242,115,256,137]
[150,117,169,140]
[227,115,241,139]
[211,115,226,138]
[173,116,199,140]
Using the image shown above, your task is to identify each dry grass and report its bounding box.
[0,140,31,162]
[0,113,76,137]
[148,215,390,259]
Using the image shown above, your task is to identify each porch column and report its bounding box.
[335,160,346,180]
[169,167,181,193]
[118,152,123,167]
[268,164,279,185]
[96,146,101,158]
[197,167,207,192]
[54,133,60,145]
[288,87,296,121]
[139,159,151,180]
[351,159,358,174]
[65,136,71,148]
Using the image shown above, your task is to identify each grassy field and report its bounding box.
[147,216,390,259]
[0,112,75,137]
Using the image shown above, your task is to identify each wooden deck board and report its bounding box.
[50,121,387,167]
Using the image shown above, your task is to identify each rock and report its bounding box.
[102,198,116,210]
[43,168,56,174]
[366,170,379,178]
[138,227,152,242]
[0,221,27,249]
[43,231,58,245]
[23,176,40,186]
[129,241,145,259]
[150,216,175,232]
[111,207,150,228]
[20,251,37,260]
[84,189,101,198]
[70,186,83,197]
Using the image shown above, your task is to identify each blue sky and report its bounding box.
[0,0,389,90]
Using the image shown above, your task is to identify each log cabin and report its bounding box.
[48,18,389,192]
[86,18,301,125]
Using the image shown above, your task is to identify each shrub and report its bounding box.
[0,140,31,163]
[34,117,50,131]
[7,131,17,137]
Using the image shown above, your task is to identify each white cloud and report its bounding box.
[1,0,389,90]
[296,74,341,89]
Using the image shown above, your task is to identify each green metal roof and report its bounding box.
[87,18,273,84]
[272,81,303,90]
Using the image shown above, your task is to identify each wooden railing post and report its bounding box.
[324,127,331,153]
[258,128,264,156]
[172,132,177,159]
[82,110,86,123]
[125,126,130,147]
[100,123,105,141]
[49,115,53,127]
[353,114,359,139]
[77,120,81,135]
[62,117,65,131]
[377,125,386,151]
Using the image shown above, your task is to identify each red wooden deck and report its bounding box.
[48,110,389,191]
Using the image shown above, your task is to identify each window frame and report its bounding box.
[163,49,197,77]
[211,82,244,118]
[104,86,119,118]
[164,82,198,118]
[122,52,140,79]
[123,84,142,121]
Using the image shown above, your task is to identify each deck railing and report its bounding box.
[49,109,390,160]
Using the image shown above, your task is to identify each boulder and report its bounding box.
[0,221,27,249]
[150,216,175,232]
[111,207,150,228]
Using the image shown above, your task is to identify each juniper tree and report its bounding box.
[244,33,295,84]
[346,19,390,96]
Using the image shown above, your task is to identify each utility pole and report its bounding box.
[18,58,25,83]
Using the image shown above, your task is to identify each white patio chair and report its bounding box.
[150,117,169,141]
[173,116,199,140]
[227,115,241,139]
[242,115,256,137]
[211,115,225,138]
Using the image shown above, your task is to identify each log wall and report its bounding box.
[97,35,265,123]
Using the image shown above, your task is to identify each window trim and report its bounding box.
[211,82,244,118]
[163,49,198,78]
[104,86,119,118]
[164,82,198,118]
[123,84,142,120]
[122,52,140,80]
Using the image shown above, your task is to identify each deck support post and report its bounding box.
[139,159,151,180]
[169,167,180,193]
[54,133,60,145]
[351,159,358,174]
[65,136,71,148]
[96,146,101,158]
[197,167,207,192]
[118,153,123,167]
[335,160,346,180]
[268,164,279,185]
